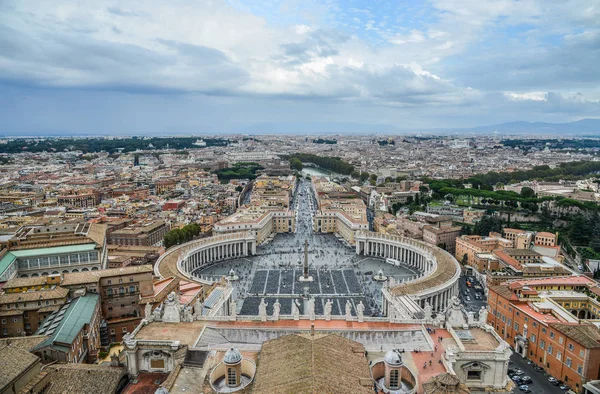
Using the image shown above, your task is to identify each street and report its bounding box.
[510,352,567,394]
[458,275,487,317]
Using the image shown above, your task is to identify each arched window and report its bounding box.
[119,286,125,295]
[129,285,135,293]
[107,288,113,296]
[389,369,399,389]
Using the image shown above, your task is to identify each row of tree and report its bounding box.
[163,223,201,249]
[215,162,264,182]
[0,137,229,154]
[284,153,354,175]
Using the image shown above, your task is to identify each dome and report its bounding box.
[224,347,242,365]
[384,350,403,366]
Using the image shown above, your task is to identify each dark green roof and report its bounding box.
[34,293,100,352]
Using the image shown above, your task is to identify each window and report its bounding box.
[578,365,583,375]
[387,369,400,389]
[530,334,536,343]
[566,358,572,368]
[514,323,519,330]
[108,280,112,285]
[129,285,135,293]
[548,345,553,355]
[533,322,537,328]
[559,337,563,344]
[568,343,574,351]
[122,327,128,332]
[1,319,5,324]
[580,350,585,358]
[110,329,115,334]
[550,331,555,339]
[542,327,547,333]
[227,368,237,386]
[107,288,113,296]
[557,351,562,361]
[467,371,482,380]
[129,277,134,282]
[119,287,125,295]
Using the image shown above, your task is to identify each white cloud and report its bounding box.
[0,0,598,130]
[504,91,548,101]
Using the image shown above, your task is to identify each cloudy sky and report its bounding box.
[0,0,599,135]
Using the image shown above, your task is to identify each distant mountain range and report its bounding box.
[3,118,600,137]
[438,118,600,136]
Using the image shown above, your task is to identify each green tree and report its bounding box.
[473,216,503,236]
[520,187,535,198]
[289,157,303,171]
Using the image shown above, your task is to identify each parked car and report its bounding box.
[520,378,533,384]
[552,380,564,387]
[559,384,570,390]
[466,296,471,301]
[508,368,516,375]
[513,369,525,375]
[526,360,533,365]
[548,377,558,383]
[519,385,531,393]
[512,376,523,382]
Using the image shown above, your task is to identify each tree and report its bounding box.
[289,157,303,171]
[590,238,600,253]
[520,186,535,198]
[473,216,503,236]
[235,186,243,192]
[461,253,469,266]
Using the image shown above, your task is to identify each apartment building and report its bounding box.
[1,265,154,344]
[455,233,513,267]
[108,220,169,247]
[488,276,600,392]
[0,284,69,337]
[33,292,102,363]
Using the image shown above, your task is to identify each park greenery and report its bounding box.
[312,138,337,144]
[215,162,263,182]
[0,137,229,154]
[163,223,201,249]
[283,153,354,175]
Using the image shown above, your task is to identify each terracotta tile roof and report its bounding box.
[0,342,39,391]
[252,334,372,394]
[44,363,127,394]
[60,265,154,286]
[550,323,600,349]
[489,284,519,301]
[0,286,69,304]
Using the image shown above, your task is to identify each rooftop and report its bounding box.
[252,334,372,394]
[34,293,100,351]
[44,363,127,394]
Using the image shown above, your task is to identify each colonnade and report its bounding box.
[356,232,460,313]
[181,240,254,273]
[358,238,434,275]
